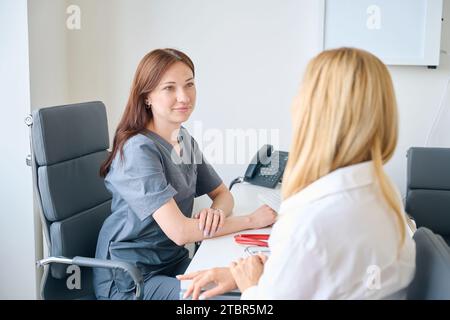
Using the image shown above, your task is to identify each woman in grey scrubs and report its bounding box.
[93,48,277,300]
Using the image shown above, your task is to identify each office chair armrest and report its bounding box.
[37,256,144,300]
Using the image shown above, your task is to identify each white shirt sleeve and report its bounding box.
[241,285,260,299]
[240,216,328,300]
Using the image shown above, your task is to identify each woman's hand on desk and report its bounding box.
[194,208,225,237]
[249,205,277,229]
[176,267,237,300]
[230,254,267,293]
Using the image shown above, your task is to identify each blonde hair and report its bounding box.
[282,47,405,247]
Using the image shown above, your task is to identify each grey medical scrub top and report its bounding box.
[93,127,222,297]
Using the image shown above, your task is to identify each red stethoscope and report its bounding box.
[234,234,270,247]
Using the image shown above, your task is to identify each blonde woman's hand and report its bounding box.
[193,208,226,237]
[230,255,266,292]
[249,205,277,229]
[176,267,237,300]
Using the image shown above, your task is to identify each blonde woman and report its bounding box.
[178,48,416,299]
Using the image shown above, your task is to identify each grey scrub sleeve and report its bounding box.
[107,140,177,221]
[93,128,222,300]
[195,144,224,197]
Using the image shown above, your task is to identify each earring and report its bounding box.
[145,100,151,109]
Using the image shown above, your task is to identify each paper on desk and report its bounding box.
[244,246,271,257]
[257,190,281,212]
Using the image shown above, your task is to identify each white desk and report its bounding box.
[180,182,281,299]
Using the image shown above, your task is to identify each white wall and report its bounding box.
[57,0,450,195]
[0,0,39,299]
[28,0,69,108]
[64,0,323,185]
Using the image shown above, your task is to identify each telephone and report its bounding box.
[244,144,289,188]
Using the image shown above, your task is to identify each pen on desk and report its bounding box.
[234,234,270,247]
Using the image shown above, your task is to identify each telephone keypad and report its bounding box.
[244,149,289,188]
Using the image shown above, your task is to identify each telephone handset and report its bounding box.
[244,144,289,188]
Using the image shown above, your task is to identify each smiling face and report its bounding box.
[147,61,196,126]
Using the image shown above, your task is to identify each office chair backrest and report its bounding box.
[407,227,450,300]
[406,147,450,245]
[32,101,112,299]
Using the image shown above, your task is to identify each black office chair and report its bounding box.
[27,101,143,299]
[405,147,450,245]
[407,227,450,299]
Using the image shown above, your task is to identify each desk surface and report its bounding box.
[180,182,280,298]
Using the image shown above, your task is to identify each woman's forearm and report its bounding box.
[180,214,257,245]
[210,190,234,217]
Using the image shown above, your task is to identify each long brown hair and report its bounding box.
[100,48,195,177]
[282,48,406,248]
